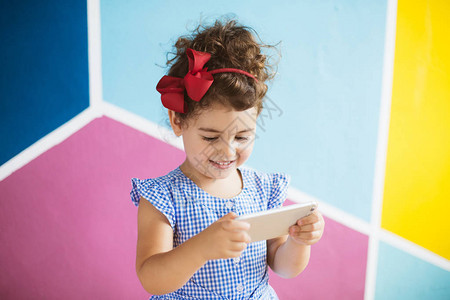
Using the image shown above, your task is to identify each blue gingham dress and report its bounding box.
[130,165,290,300]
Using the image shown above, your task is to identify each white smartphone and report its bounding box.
[236,201,318,243]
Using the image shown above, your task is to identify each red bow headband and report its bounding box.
[156,48,258,113]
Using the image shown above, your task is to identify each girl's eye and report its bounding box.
[202,136,218,142]
[236,136,250,142]
[201,136,251,143]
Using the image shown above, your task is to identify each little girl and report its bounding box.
[130,19,325,300]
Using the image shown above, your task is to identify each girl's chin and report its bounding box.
[192,160,238,180]
[184,159,241,180]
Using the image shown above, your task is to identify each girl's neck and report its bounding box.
[179,160,243,199]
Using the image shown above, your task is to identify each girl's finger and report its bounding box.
[229,241,247,252]
[297,212,320,226]
[223,220,251,231]
[289,225,301,233]
[230,231,251,243]
[298,223,322,232]
[296,230,322,240]
[233,220,251,231]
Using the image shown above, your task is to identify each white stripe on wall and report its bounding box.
[364,0,398,299]
[87,0,104,114]
[0,107,99,181]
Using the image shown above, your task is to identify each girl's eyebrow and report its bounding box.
[198,127,255,133]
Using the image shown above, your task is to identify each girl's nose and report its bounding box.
[217,138,237,159]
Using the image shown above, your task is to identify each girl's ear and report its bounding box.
[168,110,183,136]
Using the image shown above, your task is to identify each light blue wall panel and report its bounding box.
[101,0,387,221]
[375,242,450,299]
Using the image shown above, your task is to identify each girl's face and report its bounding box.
[170,103,258,181]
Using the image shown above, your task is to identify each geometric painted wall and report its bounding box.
[0,0,449,299]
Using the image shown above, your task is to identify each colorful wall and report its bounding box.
[0,0,449,299]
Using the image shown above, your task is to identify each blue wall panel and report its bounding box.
[0,0,89,165]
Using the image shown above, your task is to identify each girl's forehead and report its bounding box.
[194,105,258,132]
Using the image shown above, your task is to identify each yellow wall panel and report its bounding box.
[382,0,450,259]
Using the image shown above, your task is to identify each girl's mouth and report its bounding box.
[209,159,235,169]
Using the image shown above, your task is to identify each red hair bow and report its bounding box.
[156,48,257,113]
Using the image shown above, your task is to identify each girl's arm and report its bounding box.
[267,211,324,278]
[267,235,311,278]
[135,197,205,294]
[136,197,250,295]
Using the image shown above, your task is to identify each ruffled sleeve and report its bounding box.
[267,172,291,210]
[130,178,176,229]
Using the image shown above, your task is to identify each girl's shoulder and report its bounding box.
[132,167,180,186]
[239,164,291,188]
[130,167,185,207]
[240,165,291,209]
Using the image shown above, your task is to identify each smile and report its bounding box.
[209,160,235,169]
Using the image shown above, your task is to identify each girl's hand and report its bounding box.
[288,210,325,246]
[194,212,251,261]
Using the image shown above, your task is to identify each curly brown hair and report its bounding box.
[163,18,278,127]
